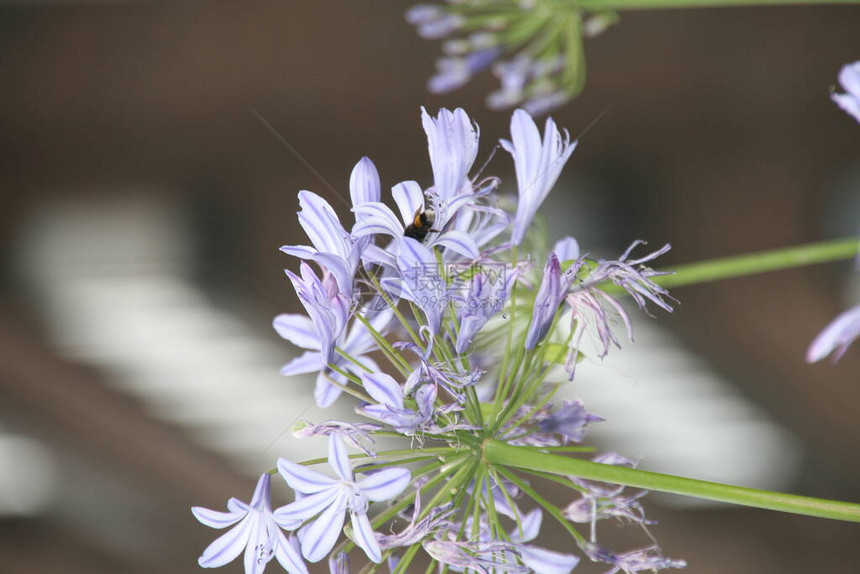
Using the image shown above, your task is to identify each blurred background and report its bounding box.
[0,1,858,572]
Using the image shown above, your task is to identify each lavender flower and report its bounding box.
[455,264,517,353]
[421,106,479,207]
[526,253,572,350]
[396,237,449,341]
[281,191,361,295]
[502,109,577,245]
[806,305,860,363]
[274,435,410,563]
[537,399,603,444]
[274,306,388,408]
[192,473,308,574]
[832,61,860,123]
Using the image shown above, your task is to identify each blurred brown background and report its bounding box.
[0,1,858,573]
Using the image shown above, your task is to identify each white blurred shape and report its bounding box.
[0,435,58,516]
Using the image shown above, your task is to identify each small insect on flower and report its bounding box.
[403,208,436,242]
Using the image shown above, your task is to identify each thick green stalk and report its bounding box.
[603,237,859,294]
[484,440,860,522]
[575,0,860,10]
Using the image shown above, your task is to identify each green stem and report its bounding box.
[575,0,860,10]
[484,440,860,522]
[604,237,859,295]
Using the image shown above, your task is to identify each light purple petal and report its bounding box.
[434,230,479,259]
[243,516,267,574]
[518,545,580,574]
[273,314,322,351]
[274,489,341,525]
[329,434,354,482]
[301,494,347,562]
[192,506,244,529]
[421,107,479,202]
[361,372,405,409]
[350,157,381,207]
[510,508,542,544]
[353,202,405,238]
[392,180,426,226]
[296,190,351,258]
[351,511,382,563]
[249,473,272,510]
[280,351,324,376]
[273,527,310,574]
[807,305,860,363]
[838,61,860,97]
[553,236,580,263]
[314,371,343,409]
[198,515,253,568]
[358,467,411,502]
[277,458,338,494]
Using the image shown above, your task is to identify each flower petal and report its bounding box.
[273,526,310,574]
[518,545,580,574]
[273,314,321,351]
[358,467,411,502]
[273,488,340,526]
[300,494,347,562]
[192,506,244,529]
[391,180,426,226]
[328,434,354,482]
[360,372,404,409]
[280,351,324,376]
[353,202,405,238]
[278,458,337,494]
[434,230,479,259]
[351,511,382,563]
[198,515,252,568]
[350,157,381,207]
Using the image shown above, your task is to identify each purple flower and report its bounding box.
[421,107,480,206]
[429,48,501,94]
[192,473,308,574]
[358,372,436,435]
[536,399,603,444]
[328,552,349,574]
[283,263,350,365]
[832,61,860,123]
[501,109,577,245]
[455,264,517,353]
[806,305,860,363]
[526,253,573,350]
[274,276,384,408]
[281,191,361,295]
[274,435,410,564]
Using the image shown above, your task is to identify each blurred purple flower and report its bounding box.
[502,109,577,245]
[192,473,308,574]
[584,543,686,574]
[806,305,860,363]
[274,435,410,564]
[832,61,860,123]
[537,399,603,444]
[455,264,517,353]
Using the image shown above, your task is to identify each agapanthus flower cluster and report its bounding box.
[194,107,682,573]
[407,1,620,114]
